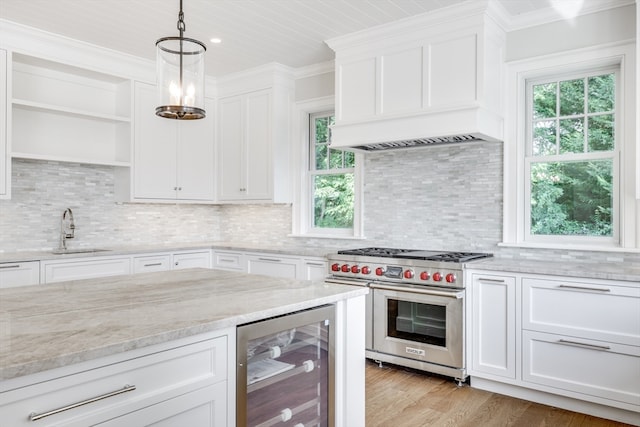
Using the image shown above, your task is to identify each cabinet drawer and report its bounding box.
[172,251,211,270]
[0,261,40,288]
[523,278,640,346]
[523,330,640,407]
[247,254,299,279]
[133,254,172,273]
[0,335,227,427]
[42,257,131,284]
[212,250,245,271]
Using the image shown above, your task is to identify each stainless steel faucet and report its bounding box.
[59,208,75,251]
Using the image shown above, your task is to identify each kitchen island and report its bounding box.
[0,268,367,426]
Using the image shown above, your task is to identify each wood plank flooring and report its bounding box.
[365,361,636,427]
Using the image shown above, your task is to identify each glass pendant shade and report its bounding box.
[155,35,206,119]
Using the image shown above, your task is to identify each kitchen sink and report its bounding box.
[51,248,111,255]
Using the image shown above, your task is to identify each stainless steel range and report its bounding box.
[326,247,492,384]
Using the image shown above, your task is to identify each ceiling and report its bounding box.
[0,0,630,77]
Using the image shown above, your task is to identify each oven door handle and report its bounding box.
[370,283,464,299]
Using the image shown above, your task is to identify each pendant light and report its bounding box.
[155,0,206,120]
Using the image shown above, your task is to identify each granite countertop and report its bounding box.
[0,241,337,263]
[0,268,367,381]
[466,257,640,283]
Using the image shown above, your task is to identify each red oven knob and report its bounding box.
[340,264,350,273]
[351,265,360,274]
[419,271,430,281]
[432,272,443,282]
[375,267,385,276]
[361,266,371,275]
[403,269,414,279]
[446,273,456,283]
[331,263,340,272]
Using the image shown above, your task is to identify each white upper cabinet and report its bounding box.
[9,53,132,166]
[216,65,293,203]
[130,82,215,202]
[325,1,506,149]
[0,48,7,199]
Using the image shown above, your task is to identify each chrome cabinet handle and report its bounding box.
[0,264,20,269]
[143,262,162,267]
[557,339,611,351]
[558,284,611,292]
[477,277,506,283]
[29,384,136,421]
[305,262,325,266]
[258,257,281,262]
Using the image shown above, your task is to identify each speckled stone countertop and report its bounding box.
[466,257,640,283]
[0,241,338,263]
[0,268,367,381]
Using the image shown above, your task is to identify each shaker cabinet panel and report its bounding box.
[0,261,40,288]
[217,96,244,200]
[337,58,376,121]
[0,48,8,199]
[246,254,299,279]
[244,91,272,200]
[428,34,477,108]
[381,47,423,115]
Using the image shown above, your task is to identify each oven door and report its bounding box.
[371,283,464,369]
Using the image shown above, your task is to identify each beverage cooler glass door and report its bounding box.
[237,305,335,427]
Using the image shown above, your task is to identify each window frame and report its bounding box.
[503,43,637,251]
[291,96,364,239]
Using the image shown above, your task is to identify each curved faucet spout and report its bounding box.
[59,208,75,250]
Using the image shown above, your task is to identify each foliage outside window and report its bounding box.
[526,70,617,241]
[310,112,355,231]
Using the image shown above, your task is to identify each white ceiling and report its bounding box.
[0,0,629,77]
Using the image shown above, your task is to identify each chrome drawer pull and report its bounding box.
[0,264,21,269]
[557,339,611,351]
[558,284,611,292]
[477,278,506,283]
[258,258,281,262]
[143,262,162,267]
[29,384,136,421]
[305,262,324,266]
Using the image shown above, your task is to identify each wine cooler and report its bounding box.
[236,305,335,427]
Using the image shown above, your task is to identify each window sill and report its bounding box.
[288,233,367,241]
[498,241,640,254]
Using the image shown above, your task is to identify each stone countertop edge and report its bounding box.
[0,268,368,382]
[0,241,339,263]
[465,257,640,283]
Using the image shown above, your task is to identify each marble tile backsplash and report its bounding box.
[1,153,638,264]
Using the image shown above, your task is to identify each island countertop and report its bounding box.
[0,268,367,382]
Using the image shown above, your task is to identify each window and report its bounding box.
[526,70,617,243]
[292,97,363,239]
[310,112,355,231]
[503,43,637,250]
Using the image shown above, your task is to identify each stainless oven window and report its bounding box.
[387,299,447,347]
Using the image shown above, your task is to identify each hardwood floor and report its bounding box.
[365,361,635,427]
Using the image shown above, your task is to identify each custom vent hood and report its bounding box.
[325,0,506,152]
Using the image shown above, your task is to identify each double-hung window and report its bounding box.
[526,69,618,244]
[504,43,637,250]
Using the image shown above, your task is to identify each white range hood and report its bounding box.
[326,0,506,152]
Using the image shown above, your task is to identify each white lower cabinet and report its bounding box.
[469,273,516,379]
[467,269,640,422]
[299,258,328,281]
[0,261,40,288]
[132,253,172,273]
[41,257,131,284]
[212,250,246,272]
[0,330,232,427]
[246,253,299,279]
[172,250,211,270]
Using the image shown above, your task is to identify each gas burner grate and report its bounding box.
[420,252,493,263]
[337,247,415,257]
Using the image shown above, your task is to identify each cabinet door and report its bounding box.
[172,251,211,270]
[176,98,215,201]
[133,254,172,273]
[42,257,131,283]
[244,90,272,200]
[217,96,244,200]
[94,383,227,427]
[246,254,298,279]
[134,82,178,199]
[0,48,7,199]
[0,261,40,288]
[470,273,517,379]
[299,258,327,280]
[212,250,246,271]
